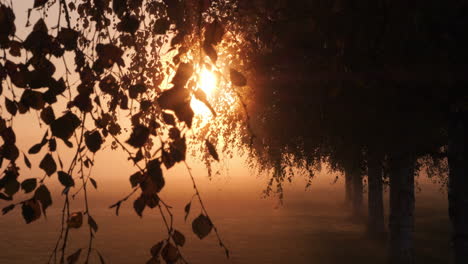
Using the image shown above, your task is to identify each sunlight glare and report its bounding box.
[191,68,217,116]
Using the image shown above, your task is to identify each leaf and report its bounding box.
[203,42,217,63]
[140,159,165,194]
[204,21,224,46]
[40,106,55,124]
[192,214,213,239]
[194,89,216,116]
[58,171,74,188]
[230,69,247,86]
[22,199,41,224]
[34,0,49,8]
[28,143,43,154]
[49,138,57,152]
[34,185,52,216]
[205,140,219,161]
[85,131,103,152]
[88,215,98,233]
[162,112,176,126]
[5,98,17,116]
[2,204,15,215]
[172,230,186,247]
[57,28,79,50]
[51,112,81,141]
[67,212,83,228]
[1,127,16,144]
[161,243,179,264]
[67,248,82,264]
[90,178,97,189]
[126,125,150,148]
[21,178,37,193]
[150,241,164,257]
[0,193,12,201]
[133,195,145,217]
[129,172,143,188]
[23,153,31,168]
[184,202,191,222]
[39,153,57,176]
[3,177,19,197]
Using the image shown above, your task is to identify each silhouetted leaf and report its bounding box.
[58,171,74,188]
[143,193,160,209]
[28,143,43,154]
[133,195,145,217]
[3,177,19,196]
[192,214,213,239]
[150,241,164,257]
[40,106,55,125]
[22,199,41,224]
[162,112,176,126]
[162,150,175,170]
[153,18,170,34]
[117,14,140,34]
[51,112,81,141]
[49,138,57,152]
[67,212,83,229]
[5,98,17,116]
[57,28,79,50]
[67,248,82,264]
[1,127,15,144]
[171,63,194,87]
[203,42,217,63]
[194,89,216,116]
[34,0,49,8]
[88,215,98,233]
[39,153,56,176]
[2,204,15,215]
[161,243,179,264]
[85,131,103,152]
[21,178,37,193]
[34,185,52,216]
[90,178,97,189]
[230,69,247,86]
[184,202,191,222]
[129,172,142,188]
[23,153,31,168]
[172,230,186,247]
[204,21,224,45]
[126,125,150,148]
[205,140,219,161]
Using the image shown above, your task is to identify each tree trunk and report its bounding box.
[448,110,468,264]
[345,169,353,205]
[368,151,385,238]
[352,166,363,217]
[388,152,415,264]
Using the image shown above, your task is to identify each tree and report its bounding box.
[0,0,244,263]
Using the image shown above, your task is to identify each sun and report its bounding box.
[191,68,217,116]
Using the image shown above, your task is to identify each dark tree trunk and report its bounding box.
[352,166,363,217]
[345,169,353,205]
[448,111,468,264]
[367,151,385,238]
[388,152,415,264]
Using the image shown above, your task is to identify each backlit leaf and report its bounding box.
[192,214,213,239]
[34,0,49,8]
[67,212,83,228]
[22,199,41,224]
[88,215,98,233]
[21,178,37,193]
[23,153,31,168]
[34,185,52,216]
[172,229,186,247]
[5,98,17,116]
[133,195,145,217]
[85,131,103,152]
[205,140,219,161]
[58,171,74,187]
[2,204,15,215]
[126,125,150,148]
[150,241,164,257]
[90,178,97,189]
[39,153,56,176]
[184,202,191,222]
[161,243,179,264]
